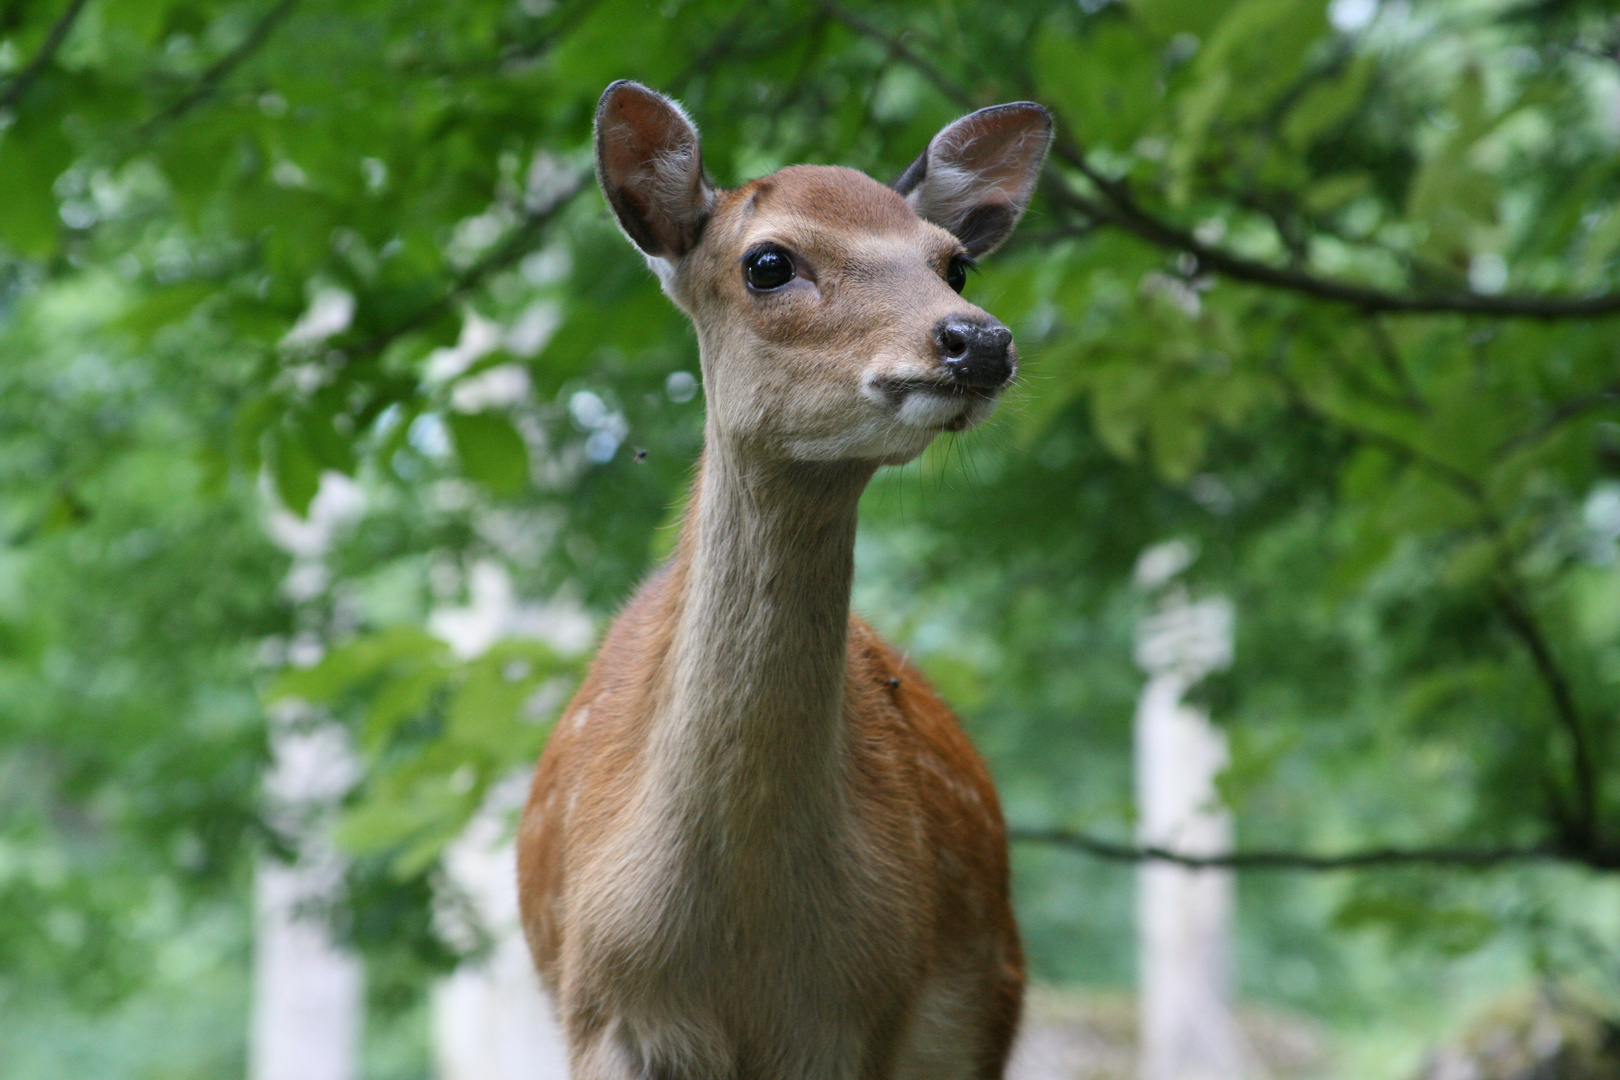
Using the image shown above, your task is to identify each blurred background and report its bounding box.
[4,0,1620,1077]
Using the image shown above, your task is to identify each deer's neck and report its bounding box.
[647,437,873,831]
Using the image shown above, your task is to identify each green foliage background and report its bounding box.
[4,0,1620,1075]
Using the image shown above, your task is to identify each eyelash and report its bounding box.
[946,254,975,292]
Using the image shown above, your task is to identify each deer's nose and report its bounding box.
[935,316,1015,388]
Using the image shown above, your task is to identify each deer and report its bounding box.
[517,80,1051,1080]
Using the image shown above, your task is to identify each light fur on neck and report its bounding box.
[645,432,876,843]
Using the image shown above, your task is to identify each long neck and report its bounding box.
[646,433,874,829]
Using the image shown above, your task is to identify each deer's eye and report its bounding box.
[744,246,796,291]
[945,255,970,294]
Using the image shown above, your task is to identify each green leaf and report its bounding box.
[1302,173,1372,214]
[362,665,449,750]
[114,283,215,341]
[1192,0,1329,122]
[546,0,686,96]
[446,411,529,496]
[1334,892,1497,957]
[270,626,447,704]
[233,392,285,477]
[269,425,321,517]
[447,642,565,752]
[0,121,68,258]
[1281,54,1375,149]
[296,398,357,476]
[1439,537,1498,588]
[1147,407,1207,483]
[102,0,177,46]
[1131,0,1230,40]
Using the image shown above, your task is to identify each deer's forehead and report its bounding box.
[748,165,915,224]
[720,166,938,246]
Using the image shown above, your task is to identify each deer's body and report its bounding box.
[518,83,1050,1080]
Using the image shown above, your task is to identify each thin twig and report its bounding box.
[136,0,301,139]
[1010,828,1611,871]
[348,173,588,359]
[1495,588,1598,845]
[0,0,90,115]
[1496,376,1620,458]
[1365,316,1428,413]
[817,1,976,112]
[1272,367,1488,502]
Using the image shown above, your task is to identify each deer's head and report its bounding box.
[595,81,1050,465]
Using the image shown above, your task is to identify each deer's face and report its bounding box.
[594,82,1050,466]
[676,166,1015,464]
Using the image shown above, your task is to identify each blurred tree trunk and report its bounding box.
[251,477,368,1080]
[427,559,588,1079]
[250,717,363,1080]
[1133,542,1251,1080]
[432,775,569,1080]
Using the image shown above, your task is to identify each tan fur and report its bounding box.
[519,85,1045,1080]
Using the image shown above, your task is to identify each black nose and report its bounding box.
[935,317,1014,388]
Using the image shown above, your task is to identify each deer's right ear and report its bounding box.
[595,81,715,262]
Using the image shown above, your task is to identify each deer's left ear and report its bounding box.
[894,102,1052,257]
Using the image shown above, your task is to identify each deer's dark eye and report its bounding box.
[744,246,796,291]
[946,255,970,293]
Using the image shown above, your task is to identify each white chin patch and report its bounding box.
[896,389,971,430]
[785,384,996,463]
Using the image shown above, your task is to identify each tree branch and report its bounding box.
[1270,373,1600,840]
[1010,828,1617,871]
[1283,385,1596,813]
[0,0,90,116]
[815,1,1620,322]
[136,0,300,139]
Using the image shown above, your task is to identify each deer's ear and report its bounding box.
[893,102,1052,257]
[595,81,715,260]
